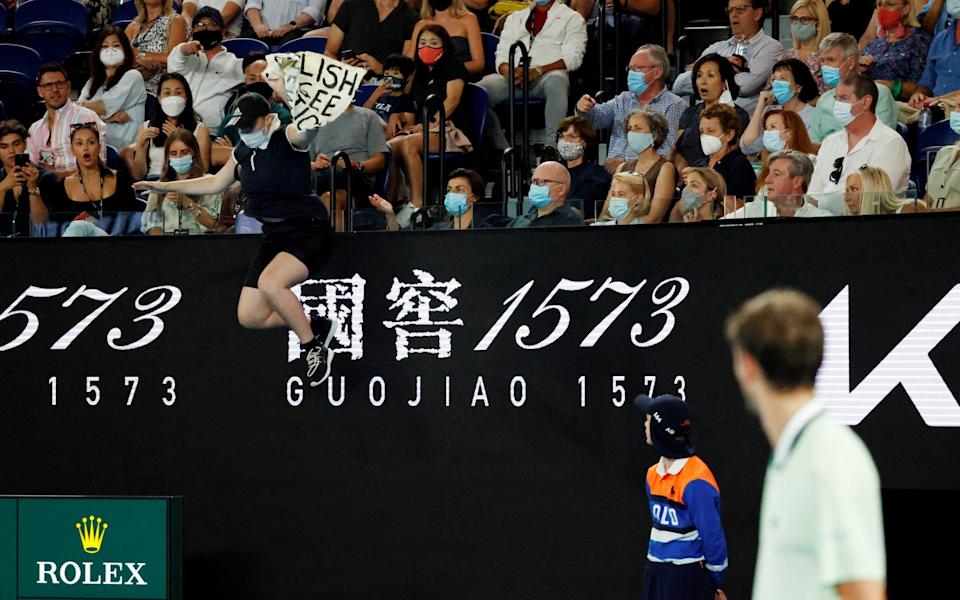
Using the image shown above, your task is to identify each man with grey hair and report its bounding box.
[575,44,684,173]
[509,161,583,227]
[808,33,898,142]
[763,151,831,218]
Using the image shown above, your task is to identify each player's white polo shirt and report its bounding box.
[752,399,886,600]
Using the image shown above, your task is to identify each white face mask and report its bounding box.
[160,95,187,118]
[718,88,736,107]
[700,133,725,156]
[99,47,125,67]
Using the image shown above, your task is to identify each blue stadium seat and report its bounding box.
[0,44,43,124]
[353,83,379,107]
[114,19,133,31]
[0,4,6,37]
[15,0,88,64]
[278,37,328,54]
[113,1,137,23]
[0,43,42,80]
[223,37,270,58]
[481,32,498,76]
[64,50,91,91]
[427,83,488,174]
[912,120,959,196]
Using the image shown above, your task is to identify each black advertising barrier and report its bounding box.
[1,215,960,598]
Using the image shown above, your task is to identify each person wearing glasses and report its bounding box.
[808,72,910,214]
[860,0,931,102]
[575,44,685,174]
[508,161,583,228]
[782,0,832,94]
[672,0,784,114]
[27,64,108,179]
[555,116,610,220]
[167,6,244,135]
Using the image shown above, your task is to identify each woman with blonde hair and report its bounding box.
[844,165,926,215]
[785,0,832,93]
[124,0,187,94]
[595,171,651,225]
[405,0,484,75]
[670,168,726,222]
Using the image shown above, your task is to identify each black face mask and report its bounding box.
[430,0,453,12]
[193,28,223,50]
[386,76,405,91]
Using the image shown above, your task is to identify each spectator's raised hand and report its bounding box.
[20,164,40,189]
[576,94,596,113]
[369,194,394,215]
[138,126,160,147]
[181,41,203,56]
[758,89,775,109]
[356,53,383,75]
[161,118,178,136]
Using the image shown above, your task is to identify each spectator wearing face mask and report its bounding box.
[907,0,960,110]
[808,73,911,212]
[406,0,484,75]
[783,0,832,94]
[674,55,751,171]
[167,6,244,135]
[809,33,898,142]
[594,171,651,226]
[142,128,223,234]
[845,164,926,214]
[860,0,931,102]
[370,169,489,230]
[125,72,212,180]
[616,107,677,223]
[214,80,293,167]
[670,167,726,222]
[694,104,757,208]
[363,54,417,139]
[555,116,610,220]
[575,44,685,173]
[509,161,584,228]
[742,59,820,154]
[183,0,247,39]
[78,27,147,150]
[923,113,960,210]
[763,150,833,217]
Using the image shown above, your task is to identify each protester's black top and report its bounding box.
[372,92,415,123]
[712,148,757,201]
[233,128,326,221]
[334,0,419,64]
[412,54,470,132]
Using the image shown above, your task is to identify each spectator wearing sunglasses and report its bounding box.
[28,64,108,179]
[808,72,910,214]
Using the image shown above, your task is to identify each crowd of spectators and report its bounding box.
[1,0,959,237]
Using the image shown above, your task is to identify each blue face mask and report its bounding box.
[951,111,960,135]
[239,128,269,149]
[680,187,705,214]
[608,197,631,221]
[772,80,795,105]
[534,0,551,5]
[169,155,194,174]
[946,0,960,17]
[821,65,841,88]
[627,70,648,96]
[627,131,654,154]
[762,130,787,153]
[444,192,470,217]
[790,21,818,42]
[832,99,856,127]
[528,184,554,209]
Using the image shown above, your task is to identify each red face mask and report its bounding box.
[418,46,444,65]
[877,7,903,30]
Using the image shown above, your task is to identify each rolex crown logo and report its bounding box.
[75,515,108,554]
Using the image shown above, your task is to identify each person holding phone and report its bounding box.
[0,120,45,236]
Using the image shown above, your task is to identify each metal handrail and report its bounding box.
[508,40,531,185]
[421,93,446,212]
[329,150,353,232]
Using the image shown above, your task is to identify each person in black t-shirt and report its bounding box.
[386,24,472,211]
[324,0,420,77]
[134,92,340,387]
[363,54,417,138]
[691,103,756,210]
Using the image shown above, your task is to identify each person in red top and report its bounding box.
[634,394,729,600]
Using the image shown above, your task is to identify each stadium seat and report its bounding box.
[353,83,379,107]
[113,19,133,31]
[277,37,328,54]
[64,50,91,92]
[223,37,270,58]
[0,44,43,124]
[0,43,42,81]
[426,83,488,178]
[113,1,137,24]
[15,0,89,64]
[912,120,959,196]
[675,24,731,82]
[0,4,6,37]
[481,32,498,76]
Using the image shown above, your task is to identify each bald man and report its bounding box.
[510,161,584,228]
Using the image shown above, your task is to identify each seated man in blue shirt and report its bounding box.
[908,0,960,109]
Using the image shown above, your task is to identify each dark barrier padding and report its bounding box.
[1,215,959,598]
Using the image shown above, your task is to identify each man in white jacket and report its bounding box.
[167,6,244,136]
[477,0,587,151]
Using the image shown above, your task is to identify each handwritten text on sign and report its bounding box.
[291,52,365,130]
